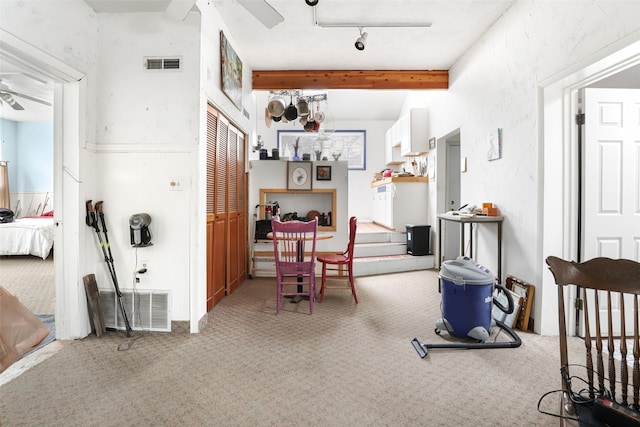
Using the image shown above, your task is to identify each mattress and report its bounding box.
[0,217,55,259]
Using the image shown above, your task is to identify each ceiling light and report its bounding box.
[305,0,319,6]
[355,28,367,51]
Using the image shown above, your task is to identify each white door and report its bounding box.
[581,88,640,336]
[583,88,640,262]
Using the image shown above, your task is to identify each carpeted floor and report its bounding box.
[0,268,572,426]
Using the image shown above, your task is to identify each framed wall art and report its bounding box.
[220,31,243,110]
[277,130,367,170]
[287,161,313,191]
[316,165,332,181]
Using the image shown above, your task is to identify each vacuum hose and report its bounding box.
[493,283,514,315]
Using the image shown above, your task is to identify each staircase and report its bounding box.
[353,222,435,277]
[249,221,435,278]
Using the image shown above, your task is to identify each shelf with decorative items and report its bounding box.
[259,188,337,231]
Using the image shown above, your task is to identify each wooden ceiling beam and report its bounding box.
[252,70,448,90]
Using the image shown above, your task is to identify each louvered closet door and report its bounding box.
[206,105,226,310]
[206,104,248,310]
[223,121,248,295]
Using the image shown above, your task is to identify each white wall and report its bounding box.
[400,1,640,334]
[93,12,201,321]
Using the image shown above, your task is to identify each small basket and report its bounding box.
[255,220,272,241]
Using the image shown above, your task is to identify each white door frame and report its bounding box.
[435,129,461,267]
[540,38,640,335]
[0,30,87,339]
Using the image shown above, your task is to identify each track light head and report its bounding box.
[305,0,319,6]
[355,28,368,51]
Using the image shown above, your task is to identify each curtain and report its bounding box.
[0,161,9,209]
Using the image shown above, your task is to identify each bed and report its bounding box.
[0,216,55,259]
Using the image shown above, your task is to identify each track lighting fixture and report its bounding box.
[355,27,368,51]
[305,0,319,6]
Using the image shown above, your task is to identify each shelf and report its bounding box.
[259,188,337,231]
[371,176,429,187]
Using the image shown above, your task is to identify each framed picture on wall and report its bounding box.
[316,165,331,181]
[287,161,313,191]
[220,31,243,110]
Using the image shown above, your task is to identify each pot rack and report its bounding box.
[269,90,327,103]
[266,90,330,132]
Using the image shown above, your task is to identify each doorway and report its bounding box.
[541,39,640,335]
[436,129,461,264]
[0,29,86,339]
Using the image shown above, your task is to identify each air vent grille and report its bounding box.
[144,57,182,71]
[99,289,171,332]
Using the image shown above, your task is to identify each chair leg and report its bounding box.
[348,265,358,304]
[276,282,281,314]
[309,278,314,314]
[320,263,327,303]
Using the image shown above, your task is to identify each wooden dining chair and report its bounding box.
[271,218,318,314]
[546,256,640,426]
[317,216,358,304]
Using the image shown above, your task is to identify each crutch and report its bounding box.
[86,200,132,337]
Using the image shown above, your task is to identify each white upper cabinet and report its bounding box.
[385,126,404,165]
[399,108,429,157]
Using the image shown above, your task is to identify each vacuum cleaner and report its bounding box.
[412,256,521,358]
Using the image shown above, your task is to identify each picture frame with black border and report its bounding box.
[316,165,331,181]
[287,161,312,191]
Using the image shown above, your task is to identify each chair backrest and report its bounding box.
[271,219,318,267]
[344,216,357,260]
[546,256,640,410]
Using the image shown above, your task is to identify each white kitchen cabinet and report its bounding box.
[400,108,430,157]
[385,127,404,166]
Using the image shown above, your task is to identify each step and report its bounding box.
[355,230,406,244]
[354,241,407,257]
[353,254,435,277]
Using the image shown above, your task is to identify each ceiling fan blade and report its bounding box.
[2,89,51,107]
[238,0,284,29]
[0,92,24,110]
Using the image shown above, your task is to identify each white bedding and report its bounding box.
[0,217,55,259]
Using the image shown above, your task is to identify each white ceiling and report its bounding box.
[213,0,515,71]
[5,1,637,124]
[3,0,515,123]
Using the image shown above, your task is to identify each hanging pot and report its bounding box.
[267,96,286,118]
[284,100,298,121]
[272,115,282,122]
[264,107,273,128]
[304,118,315,132]
[296,98,309,117]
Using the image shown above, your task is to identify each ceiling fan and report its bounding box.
[237,0,285,29]
[0,79,51,111]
